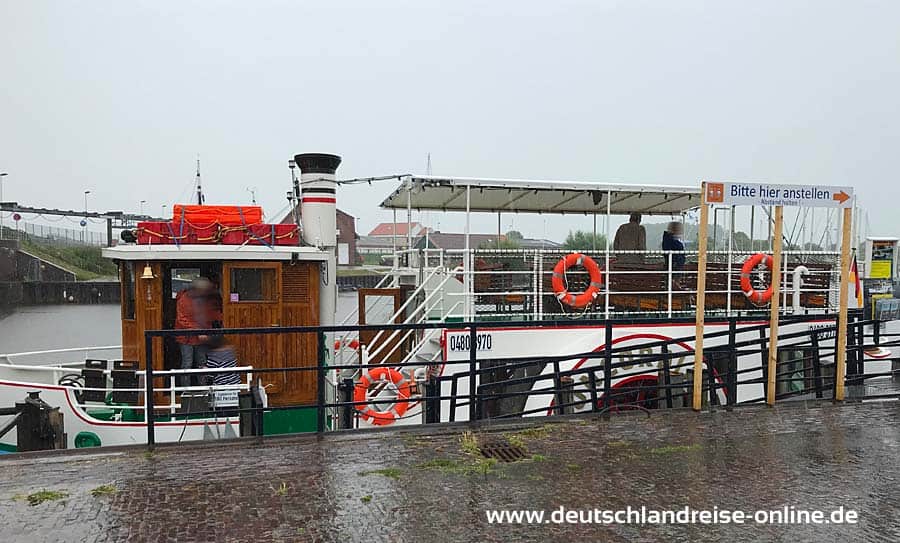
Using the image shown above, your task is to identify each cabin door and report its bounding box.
[358,287,408,364]
[221,262,285,394]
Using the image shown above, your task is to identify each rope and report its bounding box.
[134,216,298,246]
[238,207,272,248]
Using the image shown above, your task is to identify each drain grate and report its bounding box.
[479,440,528,463]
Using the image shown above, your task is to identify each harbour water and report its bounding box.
[0,292,360,355]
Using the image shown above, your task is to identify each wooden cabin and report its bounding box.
[102,245,327,407]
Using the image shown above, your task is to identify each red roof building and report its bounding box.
[280,207,361,265]
[367,222,428,238]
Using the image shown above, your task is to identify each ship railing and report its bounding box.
[363,265,463,364]
[150,367,254,419]
[0,363,253,423]
[418,313,880,420]
[133,309,900,450]
[0,345,123,367]
[398,247,842,321]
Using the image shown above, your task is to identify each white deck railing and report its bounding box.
[380,248,842,321]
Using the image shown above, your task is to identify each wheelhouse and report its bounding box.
[103,244,327,407]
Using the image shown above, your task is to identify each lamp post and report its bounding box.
[0,172,7,240]
[140,200,146,216]
[83,190,91,243]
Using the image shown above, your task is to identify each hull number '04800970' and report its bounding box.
[448,333,493,352]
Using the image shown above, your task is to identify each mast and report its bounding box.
[195,155,204,205]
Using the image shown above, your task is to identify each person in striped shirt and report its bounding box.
[202,335,241,387]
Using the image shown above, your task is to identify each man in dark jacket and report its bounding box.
[662,222,686,290]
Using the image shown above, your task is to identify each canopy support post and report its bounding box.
[406,180,412,252]
[727,205,735,314]
[604,190,611,319]
[465,185,472,319]
[392,208,398,273]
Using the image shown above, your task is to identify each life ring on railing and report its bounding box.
[353,367,411,426]
[551,253,604,309]
[334,338,360,351]
[740,253,775,306]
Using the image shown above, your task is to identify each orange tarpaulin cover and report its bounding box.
[172,204,263,226]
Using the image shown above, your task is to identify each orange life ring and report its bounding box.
[353,367,411,426]
[740,253,774,306]
[551,253,604,309]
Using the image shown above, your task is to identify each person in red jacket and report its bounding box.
[175,278,216,388]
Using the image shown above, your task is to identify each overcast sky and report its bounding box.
[1,1,898,242]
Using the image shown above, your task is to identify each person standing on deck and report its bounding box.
[662,221,686,289]
[613,213,646,264]
[662,221,686,270]
[202,335,241,387]
[175,278,215,388]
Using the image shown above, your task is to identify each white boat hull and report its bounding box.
[0,378,239,451]
[356,318,844,428]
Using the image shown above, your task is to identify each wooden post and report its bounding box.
[766,206,784,406]
[692,184,710,411]
[835,206,852,401]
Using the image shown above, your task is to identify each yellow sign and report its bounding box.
[870,260,892,279]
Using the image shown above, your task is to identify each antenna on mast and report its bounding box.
[195,155,204,205]
[425,153,432,247]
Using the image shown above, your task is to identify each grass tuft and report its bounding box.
[271,482,288,496]
[90,484,117,497]
[650,444,701,455]
[459,431,480,456]
[504,433,527,450]
[25,490,68,506]
[358,468,402,480]
[515,424,554,439]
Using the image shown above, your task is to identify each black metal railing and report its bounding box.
[135,309,896,449]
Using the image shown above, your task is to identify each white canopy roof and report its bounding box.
[380,176,701,215]
[103,244,328,262]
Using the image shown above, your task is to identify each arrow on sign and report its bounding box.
[832,190,851,204]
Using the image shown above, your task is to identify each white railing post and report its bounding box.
[792,265,809,313]
[782,251,789,314]
[727,207,734,314]
[534,251,541,321]
[667,253,673,318]
[169,375,176,417]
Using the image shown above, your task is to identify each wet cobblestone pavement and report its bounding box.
[2,401,900,542]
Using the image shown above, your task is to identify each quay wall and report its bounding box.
[0,281,120,306]
[0,240,76,283]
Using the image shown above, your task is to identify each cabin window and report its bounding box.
[171,267,201,299]
[229,267,276,302]
[122,262,135,320]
